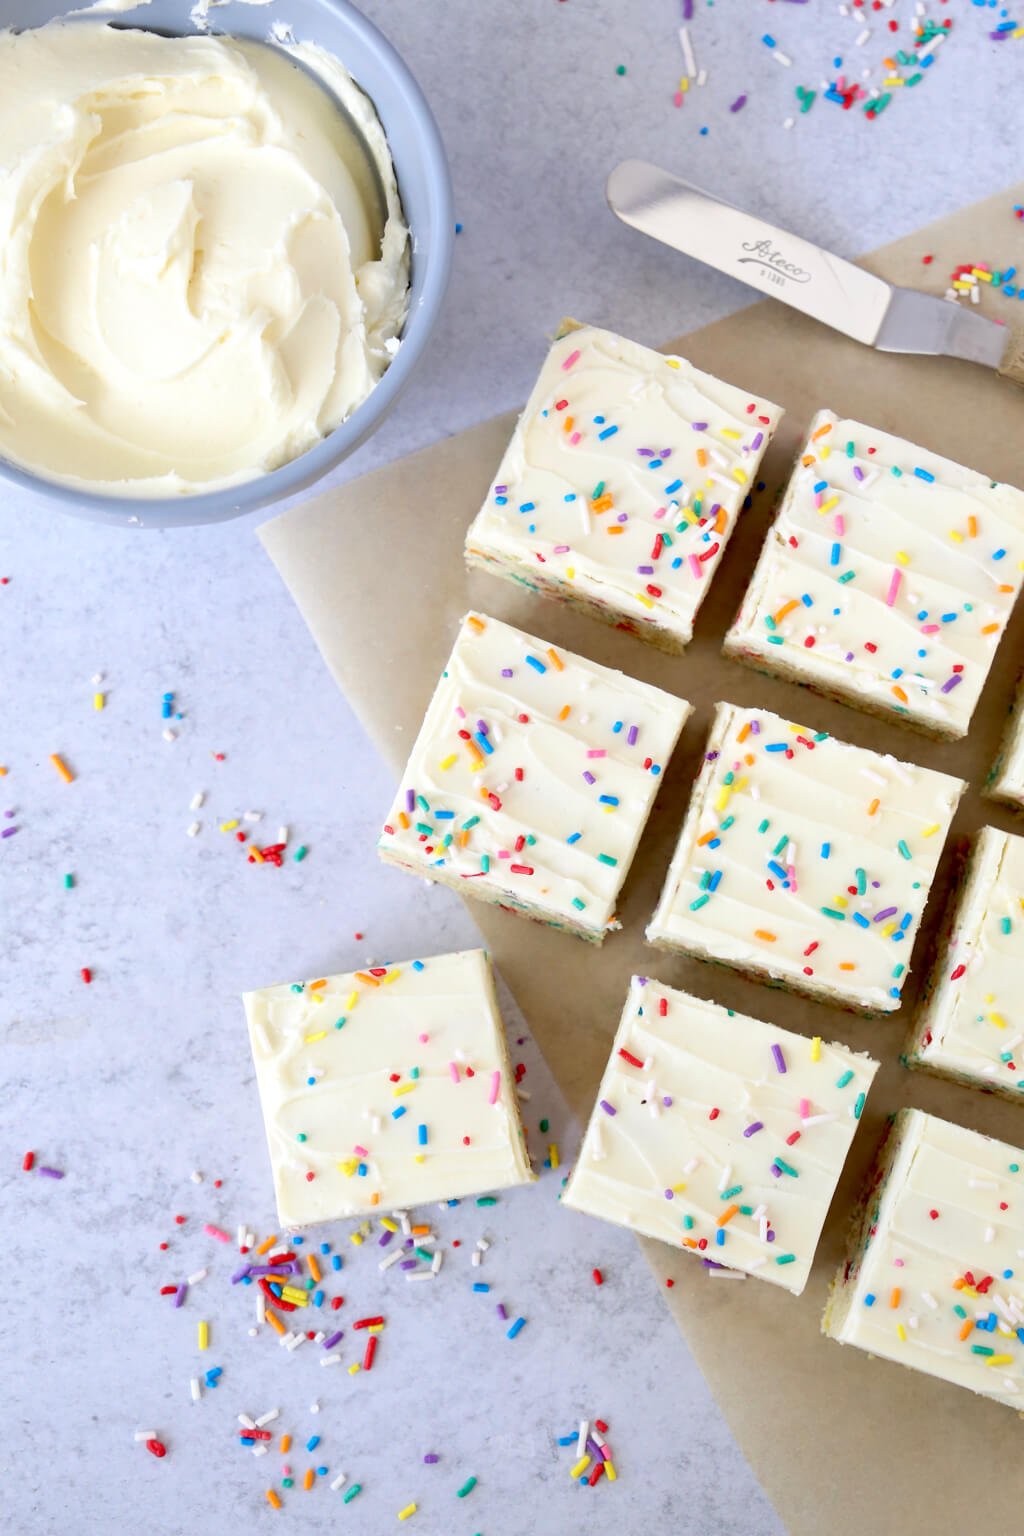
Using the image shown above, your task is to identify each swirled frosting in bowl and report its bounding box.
[0,22,410,496]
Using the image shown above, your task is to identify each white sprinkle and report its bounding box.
[320,1353,342,1367]
[190,791,205,810]
[969,1179,998,1189]
[717,1163,733,1194]
[516,1086,531,1100]
[190,1379,201,1403]
[431,1250,443,1275]
[406,1270,434,1282]
[278,825,289,844]
[255,1409,279,1427]
[985,1224,996,1243]
[920,1292,938,1310]
[379,1248,403,1271]
[251,1443,268,1458]
[309,1401,320,1414]
[187,821,201,838]
[471,1250,482,1267]
[696,66,707,87]
[855,28,871,45]
[92,672,105,686]
[1004,1378,1019,1393]
[747,1256,767,1270]
[773,49,792,67]
[243,810,263,823]
[678,25,697,77]
[330,1471,349,1491]
[476,1237,490,1252]
[134,1430,158,1442]
[163,727,177,742]
[285,1332,306,1351]
[708,1267,746,1279]
[187,1268,208,1286]
[860,767,886,786]
[256,1293,266,1325]
[916,30,945,61]
[190,1170,204,1184]
[683,1157,700,1176]
[238,1413,256,1429]
[237,1224,247,1248]
[783,117,795,129]
[577,1420,589,1458]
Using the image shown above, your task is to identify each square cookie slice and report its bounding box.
[823,1108,1024,1409]
[646,701,965,1012]
[724,409,1024,738]
[908,826,1024,1099]
[243,949,535,1227]
[378,611,691,941]
[465,323,783,653]
[562,976,878,1295]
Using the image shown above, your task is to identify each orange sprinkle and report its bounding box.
[967,515,978,538]
[718,1203,740,1227]
[308,1253,321,1283]
[981,623,1000,635]
[801,453,816,467]
[466,616,486,633]
[49,752,74,784]
[355,971,380,987]
[304,1469,315,1491]
[563,415,575,433]
[458,830,470,848]
[892,685,908,703]
[256,1234,278,1255]
[959,1319,975,1342]
[696,830,718,846]
[591,493,613,513]
[547,647,564,672]
[754,929,777,943]
[370,1192,380,1206]
[266,1490,282,1511]
[998,583,1014,593]
[811,422,833,441]
[773,599,800,625]
[411,1224,431,1236]
[398,810,410,830]
[606,526,624,536]
[867,798,880,816]
[281,1435,292,1454]
[558,704,571,721]
[696,448,708,467]
[714,507,728,534]
[838,962,856,971]
[265,1308,286,1336]
[309,979,327,990]
[890,1287,901,1309]
[737,721,752,743]
[952,1277,966,1291]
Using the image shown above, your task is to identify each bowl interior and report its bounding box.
[0,0,453,526]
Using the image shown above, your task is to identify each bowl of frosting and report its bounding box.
[0,0,452,525]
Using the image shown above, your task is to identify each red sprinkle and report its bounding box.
[363,1334,378,1371]
[22,1151,34,1171]
[617,1048,644,1069]
[353,1316,384,1330]
[80,967,92,984]
[950,964,966,981]
[592,1268,603,1286]
[145,1439,167,1458]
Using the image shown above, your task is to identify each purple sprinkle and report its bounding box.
[743,1121,764,1138]
[496,1302,508,1320]
[750,432,764,450]
[705,749,720,762]
[3,808,13,818]
[586,1438,604,1461]
[663,1188,674,1200]
[662,1095,673,1107]
[399,1259,418,1271]
[230,1265,252,1284]
[582,770,596,785]
[599,1099,617,1116]
[404,1237,415,1248]
[637,976,648,985]
[771,1043,787,1075]
[37,1165,64,1179]
[749,719,761,735]
[378,1230,393,1247]
[494,485,507,494]
[323,1330,343,1349]
[691,421,708,432]
[703,1258,725,1270]
[730,94,747,113]
[873,906,898,923]
[616,513,629,524]
[940,674,963,694]
[660,449,672,459]
[424,1454,440,1465]
[766,1228,776,1243]
[405,788,416,813]
[174,1282,187,1309]
[1,826,17,839]
[627,724,639,746]
[477,719,489,734]
[637,448,654,458]
[770,1163,783,1179]
[637,565,655,575]
[501,668,513,678]
[853,465,865,482]
[683,0,693,19]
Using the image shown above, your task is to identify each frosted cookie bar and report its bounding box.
[465,324,783,653]
[378,611,691,941]
[988,679,1024,811]
[823,1108,1024,1409]
[724,409,1024,738]
[908,826,1024,1099]
[562,976,878,1294]
[244,949,535,1227]
[646,701,965,1012]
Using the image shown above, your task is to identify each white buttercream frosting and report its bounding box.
[0,22,409,495]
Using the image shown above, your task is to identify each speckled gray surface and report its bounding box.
[1,2,1020,1532]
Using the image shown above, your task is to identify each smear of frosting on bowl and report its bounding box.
[0,22,410,496]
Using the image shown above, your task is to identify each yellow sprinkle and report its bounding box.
[666,358,681,368]
[882,924,898,939]
[604,1460,617,1482]
[566,566,575,580]
[397,1503,417,1521]
[671,1182,687,1193]
[834,895,849,910]
[896,1323,907,1341]
[973,268,994,283]
[348,1362,361,1375]
[304,1030,328,1044]
[198,1320,209,1352]
[987,1354,1015,1367]
[570,1456,591,1480]
[346,991,358,1010]
[548,1143,559,1169]
[280,1287,308,1306]
[895,551,910,565]
[920,824,940,838]
[949,529,964,544]
[731,467,748,485]
[991,1013,1007,1029]
[93,692,105,710]
[818,495,840,515]
[720,427,741,440]
[811,1037,822,1062]
[382,969,401,986]
[350,1231,364,1246]
[393,1082,416,1097]
[380,1217,399,1233]
[414,1153,425,1164]
[634,592,655,609]
[220,819,239,832]
[439,754,457,770]
[714,787,732,814]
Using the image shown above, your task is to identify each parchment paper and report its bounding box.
[260,183,1024,1536]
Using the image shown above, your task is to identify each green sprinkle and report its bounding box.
[683,1214,695,1230]
[416,794,430,812]
[971,1344,995,1356]
[772,835,789,857]
[461,815,480,831]
[63,872,74,889]
[571,896,586,911]
[721,1184,743,1200]
[1011,1163,1020,1174]
[854,1092,865,1120]
[415,1246,433,1262]
[539,1118,549,1133]
[296,1132,307,1143]
[757,818,770,834]
[953,1304,967,1319]
[597,853,618,867]
[615,63,626,75]
[775,1253,796,1265]
[767,635,784,645]
[411,1066,420,1080]
[456,1477,478,1499]
[481,854,490,874]
[343,1485,362,1504]
[476,1196,497,1207]
[855,868,866,895]
[294,845,308,862]
[690,894,711,911]
[335,1017,346,1030]
[822,907,846,921]
[897,839,912,861]
[415,822,433,836]
[836,1069,854,1089]
[773,1158,798,1178]
[838,570,856,584]
[720,814,735,831]
[1001,916,1012,935]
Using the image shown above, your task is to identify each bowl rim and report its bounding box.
[0,0,454,525]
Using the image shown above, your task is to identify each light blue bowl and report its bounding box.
[0,0,453,527]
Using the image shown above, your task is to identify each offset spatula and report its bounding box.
[607,158,1024,385]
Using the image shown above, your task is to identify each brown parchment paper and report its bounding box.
[261,183,1024,1536]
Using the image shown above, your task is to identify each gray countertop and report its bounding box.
[2,2,1020,1532]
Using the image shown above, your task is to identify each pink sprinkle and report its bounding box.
[353,1144,369,1157]
[673,89,684,107]
[553,544,570,554]
[833,515,845,536]
[449,1062,460,1084]
[921,623,941,634]
[570,432,582,446]
[688,554,703,580]
[885,568,902,608]
[799,1098,810,1120]
[418,1033,429,1044]
[488,1070,501,1105]
[561,348,581,371]
[587,749,607,759]
[204,1224,231,1243]
[455,706,466,719]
